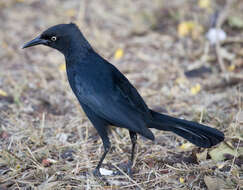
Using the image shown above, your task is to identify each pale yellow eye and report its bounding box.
[51,36,57,41]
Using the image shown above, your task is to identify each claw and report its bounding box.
[93,168,102,177]
[113,161,134,177]
[93,168,110,185]
[126,160,133,177]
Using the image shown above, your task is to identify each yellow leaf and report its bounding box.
[0,89,8,97]
[227,64,235,72]
[175,77,188,85]
[199,0,211,9]
[178,21,195,37]
[65,9,76,17]
[179,177,185,183]
[114,48,124,60]
[59,63,66,71]
[190,83,201,95]
[180,142,193,150]
[217,162,225,169]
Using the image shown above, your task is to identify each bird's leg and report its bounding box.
[79,104,111,178]
[130,131,137,165]
[127,131,137,177]
[93,140,110,177]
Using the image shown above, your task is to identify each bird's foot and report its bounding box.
[114,160,133,177]
[93,168,110,185]
[125,160,133,177]
[93,168,102,177]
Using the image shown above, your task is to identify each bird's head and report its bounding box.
[22,23,90,55]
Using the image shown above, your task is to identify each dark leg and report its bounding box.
[93,138,110,177]
[129,131,137,165]
[126,131,137,177]
[81,104,110,177]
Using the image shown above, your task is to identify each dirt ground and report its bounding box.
[0,0,242,189]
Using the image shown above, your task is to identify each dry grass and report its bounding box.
[0,0,242,189]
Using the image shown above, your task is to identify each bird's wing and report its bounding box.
[73,68,154,139]
[110,65,152,118]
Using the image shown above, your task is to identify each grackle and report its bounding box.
[22,23,224,177]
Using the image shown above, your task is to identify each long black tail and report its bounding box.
[148,110,224,148]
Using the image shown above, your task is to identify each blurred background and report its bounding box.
[0,0,242,189]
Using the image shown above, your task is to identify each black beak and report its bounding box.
[22,35,49,49]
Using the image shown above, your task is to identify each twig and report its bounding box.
[215,0,238,75]
[4,149,23,162]
[221,37,243,45]
[164,164,191,172]
[40,112,45,140]
[112,163,144,190]
[229,138,241,175]
[215,42,226,73]
[25,146,43,170]
[204,73,243,91]
[76,0,88,30]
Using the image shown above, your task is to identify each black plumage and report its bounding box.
[22,23,224,177]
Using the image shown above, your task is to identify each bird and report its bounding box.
[22,23,224,177]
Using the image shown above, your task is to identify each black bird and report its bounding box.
[22,23,224,176]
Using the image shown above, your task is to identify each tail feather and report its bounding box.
[148,110,224,148]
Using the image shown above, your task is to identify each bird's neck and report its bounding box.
[64,34,91,59]
[63,31,94,65]
[64,43,93,66]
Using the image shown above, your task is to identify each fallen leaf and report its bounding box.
[220,48,235,61]
[178,21,195,37]
[196,149,208,162]
[58,63,66,72]
[114,48,124,60]
[231,168,239,178]
[190,83,201,95]
[228,16,243,29]
[204,176,225,190]
[0,89,8,97]
[65,9,76,17]
[179,177,185,183]
[175,77,188,85]
[180,142,194,150]
[227,64,235,72]
[209,143,238,161]
[216,162,226,169]
[198,0,211,9]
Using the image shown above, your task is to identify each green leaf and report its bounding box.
[228,16,243,28]
[209,143,238,161]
